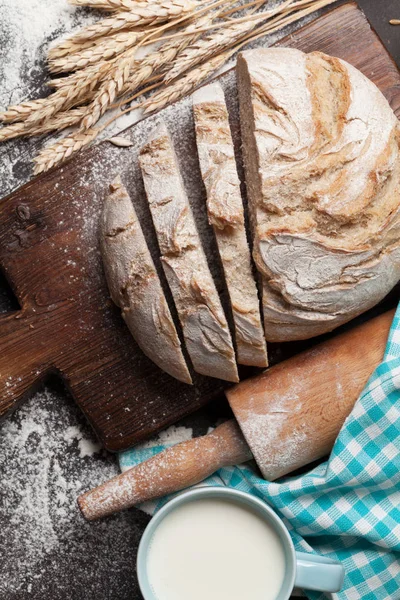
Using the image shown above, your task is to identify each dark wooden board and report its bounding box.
[1,1,399,452]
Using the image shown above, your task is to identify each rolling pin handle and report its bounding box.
[78,420,252,520]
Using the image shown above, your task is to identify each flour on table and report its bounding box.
[0,385,149,598]
[63,425,102,457]
[0,0,92,109]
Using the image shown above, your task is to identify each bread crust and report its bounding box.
[237,48,400,341]
[193,82,268,367]
[100,177,192,384]
[140,122,239,382]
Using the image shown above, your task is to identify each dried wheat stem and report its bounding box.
[165,20,256,82]
[165,0,296,81]
[29,62,113,126]
[236,0,337,48]
[3,61,111,126]
[65,0,198,44]
[33,128,99,174]
[69,0,173,10]
[49,30,147,73]
[142,50,233,113]
[81,44,141,129]
[125,12,212,87]
[219,0,266,18]
[0,109,85,142]
[108,79,162,113]
[78,3,210,128]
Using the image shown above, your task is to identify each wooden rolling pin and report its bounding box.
[78,310,394,520]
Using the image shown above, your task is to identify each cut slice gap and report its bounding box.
[139,121,239,382]
[100,176,192,384]
[192,81,268,368]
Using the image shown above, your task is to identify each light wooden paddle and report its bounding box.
[78,310,394,520]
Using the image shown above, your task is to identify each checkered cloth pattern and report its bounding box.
[120,305,400,599]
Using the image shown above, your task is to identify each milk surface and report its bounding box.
[147,498,286,600]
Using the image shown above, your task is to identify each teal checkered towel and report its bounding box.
[120,305,400,600]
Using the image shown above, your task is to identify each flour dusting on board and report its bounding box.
[238,386,308,481]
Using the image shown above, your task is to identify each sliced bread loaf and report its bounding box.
[100,177,192,384]
[237,48,400,342]
[139,122,239,382]
[192,82,268,368]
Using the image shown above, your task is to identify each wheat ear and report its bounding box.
[142,51,232,114]
[166,20,256,82]
[48,60,111,89]
[0,109,85,142]
[30,62,113,126]
[49,30,147,73]
[165,0,298,82]
[0,99,49,124]
[33,128,99,175]
[81,45,141,129]
[68,0,176,11]
[119,13,212,94]
[65,0,197,44]
[2,60,111,126]
[48,37,97,61]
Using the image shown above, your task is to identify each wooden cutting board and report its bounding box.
[0,1,399,452]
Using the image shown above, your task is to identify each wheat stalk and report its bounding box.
[49,30,147,73]
[48,60,111,89]
[142,50,232,113]
[166,20,255,82]
[31,62,112,126]
[1,60,111,125]
[79,10,211,128]
[0,99,49,124]
[0,0,336,174]
[123,13,212,88]
[65,0,197,44]
[68,0,174,11]
[165,0,298,82]
[81,45,141,129]
[33,128,99,174]
[81,11,213,128]
[48,37,97,61]
[0,109,85,142]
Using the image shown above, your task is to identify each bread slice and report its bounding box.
[237,48,400,341]
[139,122,239,382]
[100,177,192,384]
[192,83,268,368]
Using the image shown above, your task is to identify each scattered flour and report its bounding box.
[0,0,92,109]
[136,425,193,450]
[63,425,102,457]
[0,385,154,598]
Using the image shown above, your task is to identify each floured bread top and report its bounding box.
[237,48,400,341]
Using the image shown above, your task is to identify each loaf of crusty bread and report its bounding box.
[100,177,192,384]
[193,82,268,368]
[237,48,400,342]
[139,122,239,383]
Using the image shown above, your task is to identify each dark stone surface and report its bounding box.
[0,2,399,599]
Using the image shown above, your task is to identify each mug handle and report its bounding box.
[295,552,345,593]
